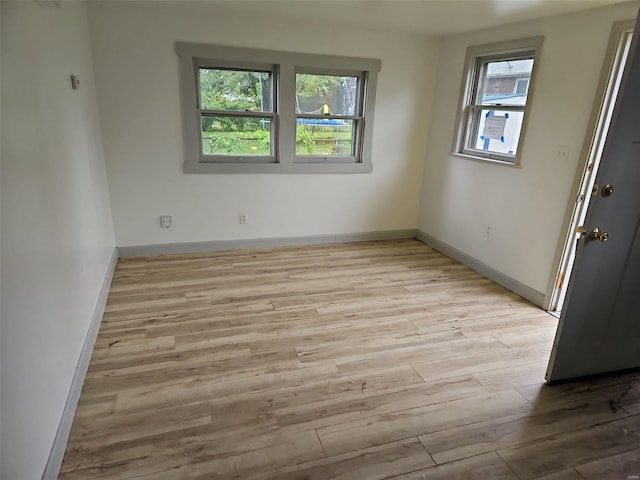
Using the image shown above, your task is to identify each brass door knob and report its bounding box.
[590,227,609,242]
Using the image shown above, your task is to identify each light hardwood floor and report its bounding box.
[60,239,640,479]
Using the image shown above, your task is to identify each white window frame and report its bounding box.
[176,43,381,174]
[451,37,543,166]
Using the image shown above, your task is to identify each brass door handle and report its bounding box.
[590,227,608,242]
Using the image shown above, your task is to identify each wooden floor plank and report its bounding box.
[317,390,533,456]
[336,335,510,376]
[419,396,627,464]
[412,345,549,383]
[471,361,550,392]
[528,469,586,480]
[575,447,640,479]
[497,415,640,479]
[599,380,640,415]
[384,451,519,480]
[493,329,557,349]
[276,375,488,431]
[243,437,435,480]
[134,429,325,480]
[67,402,212,449]
[516,371,639,409]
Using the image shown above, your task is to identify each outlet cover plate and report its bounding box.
[160,215,172,228]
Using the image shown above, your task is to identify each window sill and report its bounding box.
[184,162,373,174]
[449,152,522,168]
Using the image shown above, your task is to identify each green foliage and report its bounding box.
[296,74,342,99]
[295,125,354,156]
[202,116,269,134]
[209,135,236,153]
[199,68,267,111]
[203,130,271,156]
[202,125,353,157]
[201,116,215,132]
[296,125,315,155]
[251,129,271,151]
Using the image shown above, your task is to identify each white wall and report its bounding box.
[87,1,439,247]
[418,3,639,297]
[0,2,115,478]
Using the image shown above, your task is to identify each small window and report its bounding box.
[176,43,381,174]
[453,37,543,165]
[515,78,529,95]
[197,67,275,161]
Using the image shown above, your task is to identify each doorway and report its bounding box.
[547,21,634,314]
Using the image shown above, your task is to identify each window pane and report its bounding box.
[480,59,533,106]
[199,68,271,112]
[296,119,355,156]
[515,79,529,95]
[470,108,524,158]
[296,74,358,116]
[201,116,271,156]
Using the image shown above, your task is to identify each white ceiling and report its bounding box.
[210,0,634,36]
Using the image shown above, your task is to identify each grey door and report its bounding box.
[546,15,640,383]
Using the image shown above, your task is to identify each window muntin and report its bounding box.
[295,73,362,158]
[453,38,542,165]
[196,66,275,160]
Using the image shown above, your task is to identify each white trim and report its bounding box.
[117,230,417,257]
[449,151,523,168]
[416,230,545,307]
[41,248,118,480]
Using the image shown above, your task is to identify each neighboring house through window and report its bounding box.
[176,43,381,173]
[452,37,543,165]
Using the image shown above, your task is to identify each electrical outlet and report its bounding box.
[239,213,248,224]
[160,215,172,228]
[70,74,80,90]
[555,145,570,161]
[81,255,90,274]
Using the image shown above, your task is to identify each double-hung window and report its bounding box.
[176,43,381,174]
[453,37,543,165]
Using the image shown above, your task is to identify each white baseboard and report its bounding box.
[117,229,418,257]
[416,230,545,307]
[42,247,118,480]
